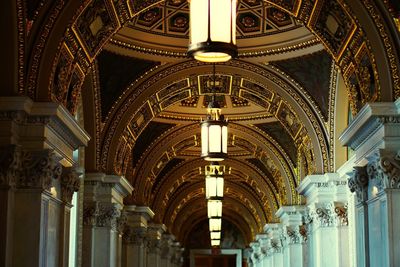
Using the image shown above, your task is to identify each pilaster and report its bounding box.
[146,224,166,267]
[276,206,307,267]
[298,173,349,267]
[340,100,400,267]
[160,234,175,267]
[264,224,283,267]
[82,173,133,267]
[121,205,154,267]
[0,96,89,267]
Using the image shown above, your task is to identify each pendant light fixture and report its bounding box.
[201,64,228,161]
[205,163,224,200]
[211,239,220,247]
[209,217,222,232]
[188,0,238,62]
[210,231,221,240]
[207,200,223,218]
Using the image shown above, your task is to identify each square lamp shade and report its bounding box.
[207,200,223,218]
[209,217,222,232]
[211,239,221,246]
[210,231,221,240]
[205,164,224,200]
[188,0,237,62]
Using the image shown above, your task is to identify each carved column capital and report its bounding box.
[349,166,369,202]
[17,149,62,191]
[83,202,99,226]
[369,151,400,191]
[60,167,80,203]
[309,202,348,228]
[123,227,147,246]
[0,145,23,188]
[147,238,162,253]
[97,203,121,230]
[283,225,303,245]
[83,202,122,230]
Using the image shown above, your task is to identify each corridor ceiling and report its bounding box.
[25,0,399,248]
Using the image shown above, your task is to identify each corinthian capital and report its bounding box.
[0,145,23,187]
[17,149,62,190]
[348,166,368,202]
[61,167,81,203]
[372,151,400,190]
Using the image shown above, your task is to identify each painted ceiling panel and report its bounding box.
[97,50,160,120]
[254,121,297,166]
[271,51,332,120]
[131,121,176,168]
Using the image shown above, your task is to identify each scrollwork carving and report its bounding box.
[61,167,81,203]
[348,166,368,202]
[0,145,22,187]
[96,204,121,229]
[123,227,147,246]
[17,149,62,190]
[334,204,348,226]
[285,226,302,244]
[83,202,99,226]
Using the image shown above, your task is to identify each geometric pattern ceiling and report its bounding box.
[128,0,301,39]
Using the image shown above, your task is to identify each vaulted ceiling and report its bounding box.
[88,0,337,246]
[23,0,399,250]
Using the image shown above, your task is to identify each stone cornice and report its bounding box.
[339,101,400,161]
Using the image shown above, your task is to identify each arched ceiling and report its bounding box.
[20,0,400,249]
[87,1,337,244]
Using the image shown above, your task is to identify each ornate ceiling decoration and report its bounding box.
[19,0,400,250]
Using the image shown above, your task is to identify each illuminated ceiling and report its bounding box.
[42,0,392,248]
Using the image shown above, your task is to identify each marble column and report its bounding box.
[146,224,166,267]
[0,97,89,267]
[276,206,307,267]
[160,234,175,267]
[59,167,81,267]
[82,173,133,267]
[122,206,154,267]
[340,101,400,267]
[265,224,284,267]
[249,241,262,267]
[171,242,184,267]
[298,173,349,267]
[255,234,269,267]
